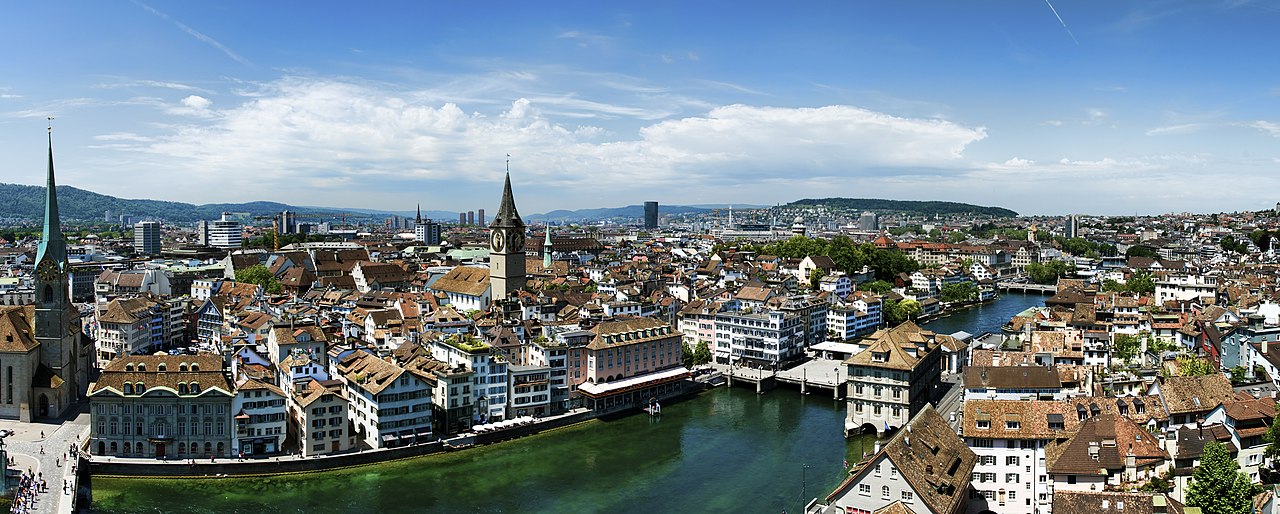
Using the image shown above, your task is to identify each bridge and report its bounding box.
[716,358,846,399]
[996,280,1057,294]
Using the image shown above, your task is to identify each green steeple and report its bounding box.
[543,227,553,269]
[36,130,66,266]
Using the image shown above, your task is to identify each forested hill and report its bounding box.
[787,198,1017,217]
[0,183,310,223]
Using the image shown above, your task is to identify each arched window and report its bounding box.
[216,442,225,457]
[121,443,130,456]
[123,383,133,394]
[179,363,188,372]
[138,363,146,372]
[125,364,135,372]
[97,441,105,455]
[136,442,144,455]
[191,363,200,372]
[191,382,201,394]
[204,442,212,455]
[42,285,52,303]
[157,363,166,372]
[110,442,118,455]
[177,443,186,456]
[136,382,146,394]
[178,383,188,395]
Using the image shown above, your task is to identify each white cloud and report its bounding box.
[1041,120,1064,126]
[1247,120,1280,137]
[1001,157,1034,167]
[1145,123,1204,136]
[97,76,988,207]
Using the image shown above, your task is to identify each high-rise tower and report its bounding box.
[489,173,526,302]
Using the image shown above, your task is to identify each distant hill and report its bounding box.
[528,204,711,222]
[787,198,1018,217]
[0,183,378,224]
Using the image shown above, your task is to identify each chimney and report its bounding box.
[1265,339,1270,355]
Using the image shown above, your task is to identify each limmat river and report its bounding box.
[91,293,1046,514]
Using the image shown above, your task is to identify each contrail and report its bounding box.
[130,0,254,67]
[1044,0,1080,45]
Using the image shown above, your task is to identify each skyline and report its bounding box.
[1,1,1278,216]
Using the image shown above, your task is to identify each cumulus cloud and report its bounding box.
[1146,123,1204,136]
[1248,120,1280,137]
[100,76,988,206]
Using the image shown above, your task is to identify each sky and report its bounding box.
[1,1,1278,217]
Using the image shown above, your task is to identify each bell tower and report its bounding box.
[488,170,526,302]
[33,124,84,416]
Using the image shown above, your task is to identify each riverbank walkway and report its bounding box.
[83,406,596,478]
[0,408,90,514]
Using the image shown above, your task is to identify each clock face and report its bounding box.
[490,231,505,253]
[509,232,524,251]
[36,259,59,282]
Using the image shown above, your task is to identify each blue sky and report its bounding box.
[1,1,1277,216]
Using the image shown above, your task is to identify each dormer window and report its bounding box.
[137,363,146,372]
[191,382,201,394]
[191,363,200,372]
[976,420,990,430]
[178,383,188,395]
[136,382,145,394]
[123,383,133,394]
[1006,420,1020,430]
[179,363,188,372]
[125,364,135,372]
[157,363,166,372]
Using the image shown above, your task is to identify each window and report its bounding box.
[1006,456,1020,466]
[1067,475,1077,484]
[976,420,990,430]
[1006,473,1020,483]
[1006,420,1020,429]
[890,468,898,479]
[874,463,882,476]
[980,455,995,466]
[858,484,871,496]
[881,486,890,500]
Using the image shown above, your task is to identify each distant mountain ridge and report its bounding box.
[527,204,712,222]
[787,198,1018,217]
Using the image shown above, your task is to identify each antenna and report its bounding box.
[47,116,55,133]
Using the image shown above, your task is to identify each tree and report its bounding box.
[1176,355,1215,376]
[1127,270,1155,295]
[693,340,712,366]
[1139,471,1173,493]
[1264,403,1280,462]
[1187,441,1256,514]
[884,298,922,325]
[947,231,968,244]
[234,264,282,294]
[940,282,978,303]
[1126,245,1158,258]
[681,343,695,368]
[809,268,826,290]
[1113,334,1142,364]
[859,280,894,294]
[1025,261,1070,284]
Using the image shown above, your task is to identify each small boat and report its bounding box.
[644,398,662,416]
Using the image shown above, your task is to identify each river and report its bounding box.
[91,293,1046,514]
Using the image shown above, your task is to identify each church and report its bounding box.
[0,131,92,421]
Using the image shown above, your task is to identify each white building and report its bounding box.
[1154,273,1217,304]
[429,336,509,422]
[231,378,287,456]
[335,352,433,449]
[207,212,243,250]
[289,378,352,457]
[507,364,552,418]
[133,220,161,255]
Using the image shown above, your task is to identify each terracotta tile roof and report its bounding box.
[587,317,677,351]
[963,397,1168,440]
[1045,413,1169,475]
[431,266,490,297]
[872,502,917,514]
[270,325,328,346]
[335,352,406,395]
[1170,424,1235,460]
[843,321,949,371]
[1220,396,1279,422]
[828,406,974,514]
[1052,491,1186,514]
[89,355,232,397]
[1157,374,1235,415]
[964,365,1062,390]
[0,306,38,353]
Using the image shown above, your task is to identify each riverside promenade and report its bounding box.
[86,407,597,478]
[0,409,91,514]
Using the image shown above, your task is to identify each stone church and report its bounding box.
[0,133,92,421]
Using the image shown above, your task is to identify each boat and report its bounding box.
[644,398,662,416]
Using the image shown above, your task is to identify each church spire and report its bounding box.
[491,172,523,228]
[543,227,553,269]
[416,204,422,225]
[37,123,66,265]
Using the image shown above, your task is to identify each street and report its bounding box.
[0,408,91,514]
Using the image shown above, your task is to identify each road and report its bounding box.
[0,407,91,514]
[935,371,965,430]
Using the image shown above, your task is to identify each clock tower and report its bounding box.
[488,172,526,302]
[32,128,85,418]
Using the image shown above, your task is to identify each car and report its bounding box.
[949,411,957,423]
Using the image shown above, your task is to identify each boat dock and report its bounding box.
[718,358,846,399]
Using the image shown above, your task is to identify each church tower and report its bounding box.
[489,172,526,302]
[542,228,553,270]
[32,128,85,418]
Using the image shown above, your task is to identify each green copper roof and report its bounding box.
[36,132,66,266]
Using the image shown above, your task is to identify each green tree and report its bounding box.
[1139,471,1173,493]
[809,268,826,290]
[884,298,922,325]
[1126,245,1158,258]
[681,343,695,368]
[1176,355,1215,376]
[940,282,978,303]
[1113,334,1142,364]
[859,280,894,294]
[1187,441,1256,514]
[947,231,968,244]
[1025,261,1070,284]
[234,264,282,294]
[693,340,712,366]
[1127,270,1155,295]
[1264,403,1280,462]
